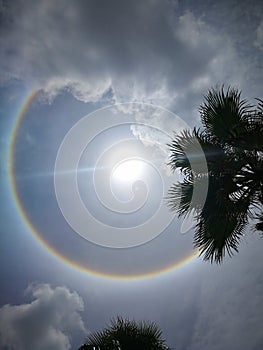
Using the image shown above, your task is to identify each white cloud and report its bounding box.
[0,0,247,113]
[0,284,86,350]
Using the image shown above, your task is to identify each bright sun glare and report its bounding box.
[112,159,145,183]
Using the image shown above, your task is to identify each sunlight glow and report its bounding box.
[112,159,145,183]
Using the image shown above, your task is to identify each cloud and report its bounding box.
[0,284,86,350]
[1,1,261,199]
[0,0,250,114]
[255,21,263,51]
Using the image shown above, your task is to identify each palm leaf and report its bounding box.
[200,86,252,144]
[167,175,208,216]
[236,100,263,151]
[168,85,262,263]
[168,129,209,177]
[80,316,171,350]
[194,211,247,263]
[255,214,263,232]
[193,176,251,263]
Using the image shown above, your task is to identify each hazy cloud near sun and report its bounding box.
[0,0,254,116]
[0,284,86,350]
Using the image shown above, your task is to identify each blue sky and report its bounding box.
[0,1,263,349]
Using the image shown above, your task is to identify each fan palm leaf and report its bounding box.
[167,175,209,216]
[236,101,263,151]
[193,175,252,263]
[200,86,252,144]
[168,86,263,263]
[79,316,171,350]
[168,128,222,177]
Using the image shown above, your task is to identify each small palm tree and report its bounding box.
[168,86,263,263]
[78,316,172,350]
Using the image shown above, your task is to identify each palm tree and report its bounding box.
[78,316,172,350]
[168,86,263,263]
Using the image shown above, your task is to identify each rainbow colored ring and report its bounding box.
[8,90,198,280]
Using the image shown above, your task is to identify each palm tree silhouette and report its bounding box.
[168,86,263,263]
[78,316,172,350]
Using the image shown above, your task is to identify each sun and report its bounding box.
[112,159,145,183]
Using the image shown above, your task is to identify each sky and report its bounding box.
[0,1,263,349]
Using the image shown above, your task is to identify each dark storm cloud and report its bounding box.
[1,0,260,117]
[0,284,86,350]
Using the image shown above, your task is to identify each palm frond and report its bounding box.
[80,316,171,350]
[167,175,208,217]
[167,178,193,215]
[168,85,262,264]
[194,210,248,263]
[193,176,251,263]
[255,98,263,116]
[255,218,263,232]
[194,128,226,173]
[200,86,252,144]
[236,100,263,151]
[168,129,208,177]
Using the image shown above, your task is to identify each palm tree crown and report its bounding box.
[78,316,172,350]
[168,86,263,263]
